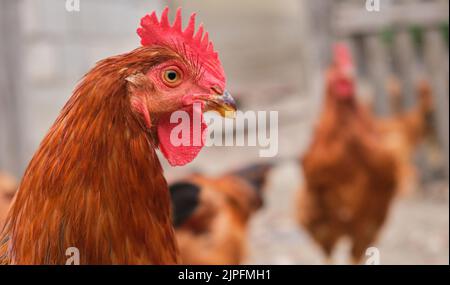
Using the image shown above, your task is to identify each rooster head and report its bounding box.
[326,43,355,100]
[126,7,236,166]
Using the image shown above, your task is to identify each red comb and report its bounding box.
[137,7,224,83]
[333,43,354,73]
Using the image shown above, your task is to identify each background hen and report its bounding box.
[297,44,399,264]
[170,163,272,264]
[377,79,435,194]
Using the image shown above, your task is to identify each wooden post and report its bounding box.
[424,28,449,180]
[393,30,419,109]
[364,34,391,116]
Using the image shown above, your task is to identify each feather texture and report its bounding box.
[0,47,181,264]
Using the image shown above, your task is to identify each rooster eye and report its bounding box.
[162,68,182,87]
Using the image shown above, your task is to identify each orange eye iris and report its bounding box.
[162,68,182,87]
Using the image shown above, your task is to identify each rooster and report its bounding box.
[0,172,17,230]
[169,163,272,264]
[297,44,398,264]
[0,7,236,265]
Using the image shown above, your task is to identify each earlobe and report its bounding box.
[130,94,152,129]
[127,73,153,129]
[126,72,153,91]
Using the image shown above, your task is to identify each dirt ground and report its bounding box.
[244,161,449,265]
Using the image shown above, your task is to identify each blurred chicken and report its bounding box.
[170,163,272,265]
[377,78,434,194]
[297,44,398,264]
[382,77,434,144]
[0,172,17,229]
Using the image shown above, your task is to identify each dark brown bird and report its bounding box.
[170,163,272,264]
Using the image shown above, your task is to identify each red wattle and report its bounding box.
[157,106,207,166]
[335,79,354,99]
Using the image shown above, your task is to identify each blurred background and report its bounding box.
[0,0,448,264]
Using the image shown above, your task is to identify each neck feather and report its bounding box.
[2,53,179,264]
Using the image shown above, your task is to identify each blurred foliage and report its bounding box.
[381,27,395,47]
[440,22,449,46]
[380,23,449,48]
[410,25,424,50]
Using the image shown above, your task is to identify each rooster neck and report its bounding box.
[2,63,179,264]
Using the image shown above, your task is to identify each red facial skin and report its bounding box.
[131,7,230,166]
[327,43,356,100]
[328,68,355,100]
[127,56,225,167]
[145,59,224,110]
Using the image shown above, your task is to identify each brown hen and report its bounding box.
[297,44,398,264]
[170,163,272,264]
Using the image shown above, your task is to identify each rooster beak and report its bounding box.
[205,90,237,118]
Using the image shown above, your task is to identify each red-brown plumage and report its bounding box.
[1,48,178,264]
[376,79,434,194]
[0,172,17,230]
[296,44,398,264]
[0,8,235,264]
[170,164,271,265]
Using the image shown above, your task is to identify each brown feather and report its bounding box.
[0,47,181,264]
